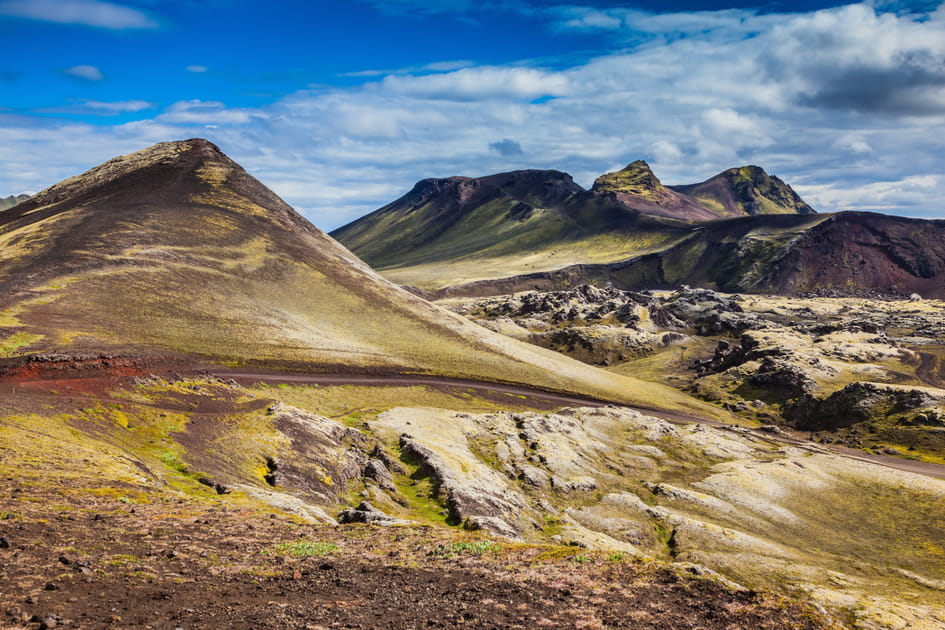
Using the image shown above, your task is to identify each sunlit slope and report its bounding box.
[0,139,717,413]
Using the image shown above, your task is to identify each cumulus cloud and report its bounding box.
[39,99,155,116]
[62,65,104,81]
[3,2,945,228]
[759,3,945,116]
[0,0,158,29]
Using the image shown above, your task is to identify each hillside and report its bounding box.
[433,212,945,299]
[3,140,944,629]
[0,138,713,413]
[332,161,817,290]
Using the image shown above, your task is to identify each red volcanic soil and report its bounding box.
[779,212,945,297]
[0,355,204,397]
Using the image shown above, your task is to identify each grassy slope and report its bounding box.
[0,139,719,416]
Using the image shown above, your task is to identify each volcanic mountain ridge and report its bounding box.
[333,162,945,298]
[330,160,822,290]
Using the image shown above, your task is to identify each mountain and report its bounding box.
[591,161,815,221]
[669,165,816,217]
[0,138,711,413]
[332,161,816,289]
[436,212,945,299]
[331,168,692,287]
[0,194,29,211]
[590,161,723,221]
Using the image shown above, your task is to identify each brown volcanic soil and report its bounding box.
[0,491,834,630]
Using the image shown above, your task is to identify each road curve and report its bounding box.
[214,369,945,482]
[4,364,945,482]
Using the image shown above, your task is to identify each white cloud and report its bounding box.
[82,99,154,113]
[3,2,945,228]
[834,134,874,154]
[341,60,474,78]
[157,100,266,125]
[381,67,570,101]
[798,175,941,212]
[0,0,157,29]
[186,65,208,73]
[62,65,104,81]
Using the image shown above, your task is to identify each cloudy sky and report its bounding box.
[1,0,943,229]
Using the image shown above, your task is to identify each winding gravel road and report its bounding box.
[215,369,945,481]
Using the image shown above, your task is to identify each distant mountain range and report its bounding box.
[0,194,29,211]
[333,163,945,298]
[591,161,816,221]
[331,162,812,272]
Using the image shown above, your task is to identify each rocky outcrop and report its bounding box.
[786,382,945,431]
[266,403,370,505]
[337,501,414,525]
[366,405,945,629]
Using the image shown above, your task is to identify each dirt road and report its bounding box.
[214,369,945,482]
[4,363,945,481]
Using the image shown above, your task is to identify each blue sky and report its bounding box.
[1,0,944,228]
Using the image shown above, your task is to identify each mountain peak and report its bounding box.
[592,160,663,198]
[25,138,230,210]
[671,164,816,216]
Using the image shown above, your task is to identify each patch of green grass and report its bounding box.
[107,554,140,567]
[389,441,454,525]
[430,540,501,558]
[0,331,43,356]
[272,540,339,557]
[541,515,564,538]
[451,540,499,554]
[159,449,189,474]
